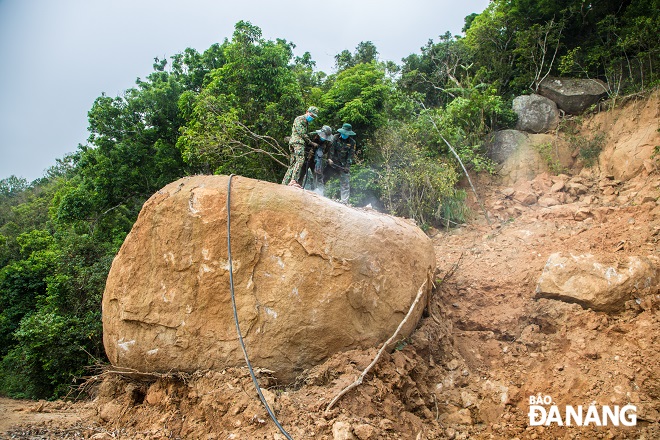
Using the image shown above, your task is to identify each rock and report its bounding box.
[488,130,574,185]
[461,390,478,408]
[535,253,659,312]
[512,94,560,133]
[538,77,608,114]
[488,130,529,164]
[512,181,538,206]
[537,196,561,207]
[353,423,377,440]
[643,159,657,174]
[446,359,460,371]
[378,419,394,431]
[502,187,515,198]
[574,207,593,221]
[549,181,565,193]
[441,408,473,425]
[260,388,279,414]
[98,402,123,422]
[581,195,596,205]
[103,175,435,382]
[332,421,357,440]
[566,182,589,196]
[518,192,538,206]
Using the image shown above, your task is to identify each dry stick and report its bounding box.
[419,103,492,226]
[442,251,464,282]
[325,279,428,413]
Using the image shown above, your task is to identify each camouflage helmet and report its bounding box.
[315,125,333,140]
[306,106,319,117]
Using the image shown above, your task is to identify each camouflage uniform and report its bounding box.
[299,132,334,189]
[327,135,356,203]
[282,114,314,185]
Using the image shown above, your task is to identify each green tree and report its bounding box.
[320,62,392,139]
[464,0,659,96]
[177,21,304,181]
[334,41,379,72]
[400,33,473,107]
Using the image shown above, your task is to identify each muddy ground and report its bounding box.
[1,94,658,439]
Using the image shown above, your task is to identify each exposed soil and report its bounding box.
[1,93,658,439]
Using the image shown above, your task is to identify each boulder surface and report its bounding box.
[512,94,560,133]
[535,253,658,312]
[538,77,608,114]
[103,175,435,382]
[487,130,574,185]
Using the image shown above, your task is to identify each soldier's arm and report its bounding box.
[347,139,355,167]
[292,117,312,145]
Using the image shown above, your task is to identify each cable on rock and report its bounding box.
[226,174,294,440]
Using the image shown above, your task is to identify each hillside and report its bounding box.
[1,92,658,440]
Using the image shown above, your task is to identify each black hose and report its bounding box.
[226,174,294,440]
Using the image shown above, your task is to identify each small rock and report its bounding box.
[538,196,561,207]
[332,421,356,440]
[446,359,460,371]
[568,183,589,196]
[379,419,394,431]
[353,423,377,440]
[549,181,565,193]
[574,207,593,221]
[461,390,478,408]
[518,192,538,206]
[502,187,515,198]
[442,408,473,425]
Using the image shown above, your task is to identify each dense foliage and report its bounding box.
[1,1,658,398]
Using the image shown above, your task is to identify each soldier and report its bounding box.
[326,123,356,204]
[299,125,334,191]
[282,106,319,188]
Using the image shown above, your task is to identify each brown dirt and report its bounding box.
[1,92,659,439]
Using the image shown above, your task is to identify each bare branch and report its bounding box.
[325,279,429,413]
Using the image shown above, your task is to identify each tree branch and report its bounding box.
[325,279,428,413]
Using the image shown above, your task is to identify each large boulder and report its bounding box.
[535,253,658,312]
[512,94,560,133]
[103,175,435,382]
[538,77,608,114]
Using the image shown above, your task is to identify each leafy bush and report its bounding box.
[437,188,470,228]
[323,166,381,208]
[534,142,568,174]
[371,123,460,227]
[572,132,606,167]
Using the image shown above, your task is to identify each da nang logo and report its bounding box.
[528,395,637,427]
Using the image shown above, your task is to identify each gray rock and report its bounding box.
[512,94,560,133]
[488,130,529,164]
[538,77,608,114]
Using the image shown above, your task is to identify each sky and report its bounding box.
[0,0,490,182]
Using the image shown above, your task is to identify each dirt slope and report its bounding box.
[1,92,658,439]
